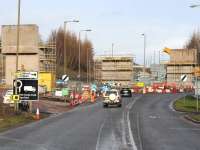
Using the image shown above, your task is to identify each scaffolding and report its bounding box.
[94,55,133,85]
[39,41,56,74]
[165,49,198,84]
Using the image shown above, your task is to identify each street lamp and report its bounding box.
[14,0,21,112]
[63,20,79,75]
[190,5,200,112]
[141,33,146,77]
[78,29,92,81]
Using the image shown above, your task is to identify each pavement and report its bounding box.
[0,94,199,150]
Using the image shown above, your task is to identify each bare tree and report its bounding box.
[48,28,94,80]
[185,31,200,64]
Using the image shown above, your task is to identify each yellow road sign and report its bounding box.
[12,95,20,101]
[136,82,145,87]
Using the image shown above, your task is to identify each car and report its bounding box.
[3,90,13,104]
[120,88,132,97]
[103,89,122,108]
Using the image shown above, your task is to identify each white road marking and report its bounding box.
[136,113,143,150]
[126,96,142,150]
[168,94,187,112]
[95,119,106,150]
[169,100,176,112]
[96,96,141,150]
[127,109,138,150]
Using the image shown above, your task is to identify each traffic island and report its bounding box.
[185,114,200,124]
[173,95,200,124]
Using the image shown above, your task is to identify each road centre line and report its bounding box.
[95,119,106,150]
[126,96,142,150]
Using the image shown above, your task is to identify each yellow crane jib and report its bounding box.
[163,47,172,55]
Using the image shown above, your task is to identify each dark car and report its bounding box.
[120,88,132,97]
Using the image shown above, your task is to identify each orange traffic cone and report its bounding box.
[36,108,40,120]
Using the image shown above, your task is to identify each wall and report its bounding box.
[5,55,39,85]
[2,25,38,54]
[1,24,39,86]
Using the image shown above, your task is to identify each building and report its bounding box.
[165,48,197,85]
[133,64,151,85]
[94,55,133,85]
[150,63,166,82]
[0,24,56,86]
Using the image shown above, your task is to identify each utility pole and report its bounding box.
[78,29,92,91]
[63,22,66,75]
[112,43,114,57]
[158,50,161,64]
[87,48,89,83]
[141,34,146,76]
[14,0,21,112]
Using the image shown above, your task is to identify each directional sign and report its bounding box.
[16,72,38,79]
[62,74,69,82]
[13,72,38,101]
[13,79,38,101]
[181,75,187,82]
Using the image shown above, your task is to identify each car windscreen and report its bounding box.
[121,89,131,92]
[105,91,117,96]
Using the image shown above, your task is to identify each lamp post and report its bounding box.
[14,0,21,112]
[87,48,89,83]
[63,20,79,75]
[78,29,92,81]
[190,5,199,112]
[141,33,146,77]
[16,0,21,73]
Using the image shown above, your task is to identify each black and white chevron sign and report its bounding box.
[62,74,69,82]
[180,75,187,82]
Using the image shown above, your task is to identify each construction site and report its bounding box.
[94,55,133,86]
[0,24,56,91]
[164,48,197,86]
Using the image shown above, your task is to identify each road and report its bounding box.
[0,94,199,150]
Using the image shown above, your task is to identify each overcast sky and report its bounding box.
[0,0,200,64]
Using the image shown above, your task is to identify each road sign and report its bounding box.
[16,71,38,79]
[62,88,69,96]
[136,82,145,88]
[181,75,187,82]
[13,78,38,101]
[62,74,69,82]
[12,95,20,102]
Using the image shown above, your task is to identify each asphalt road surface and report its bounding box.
[0,94,200,150]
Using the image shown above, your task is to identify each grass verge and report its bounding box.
[174,95,200,123]
[0,113,49,132]
[174,95,199,112]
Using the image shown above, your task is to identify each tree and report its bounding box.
[48,27,94,80]
[185,31,200,64]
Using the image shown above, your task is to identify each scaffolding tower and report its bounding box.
[39,40,56,74]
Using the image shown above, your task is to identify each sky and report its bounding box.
[0,0,200,64]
